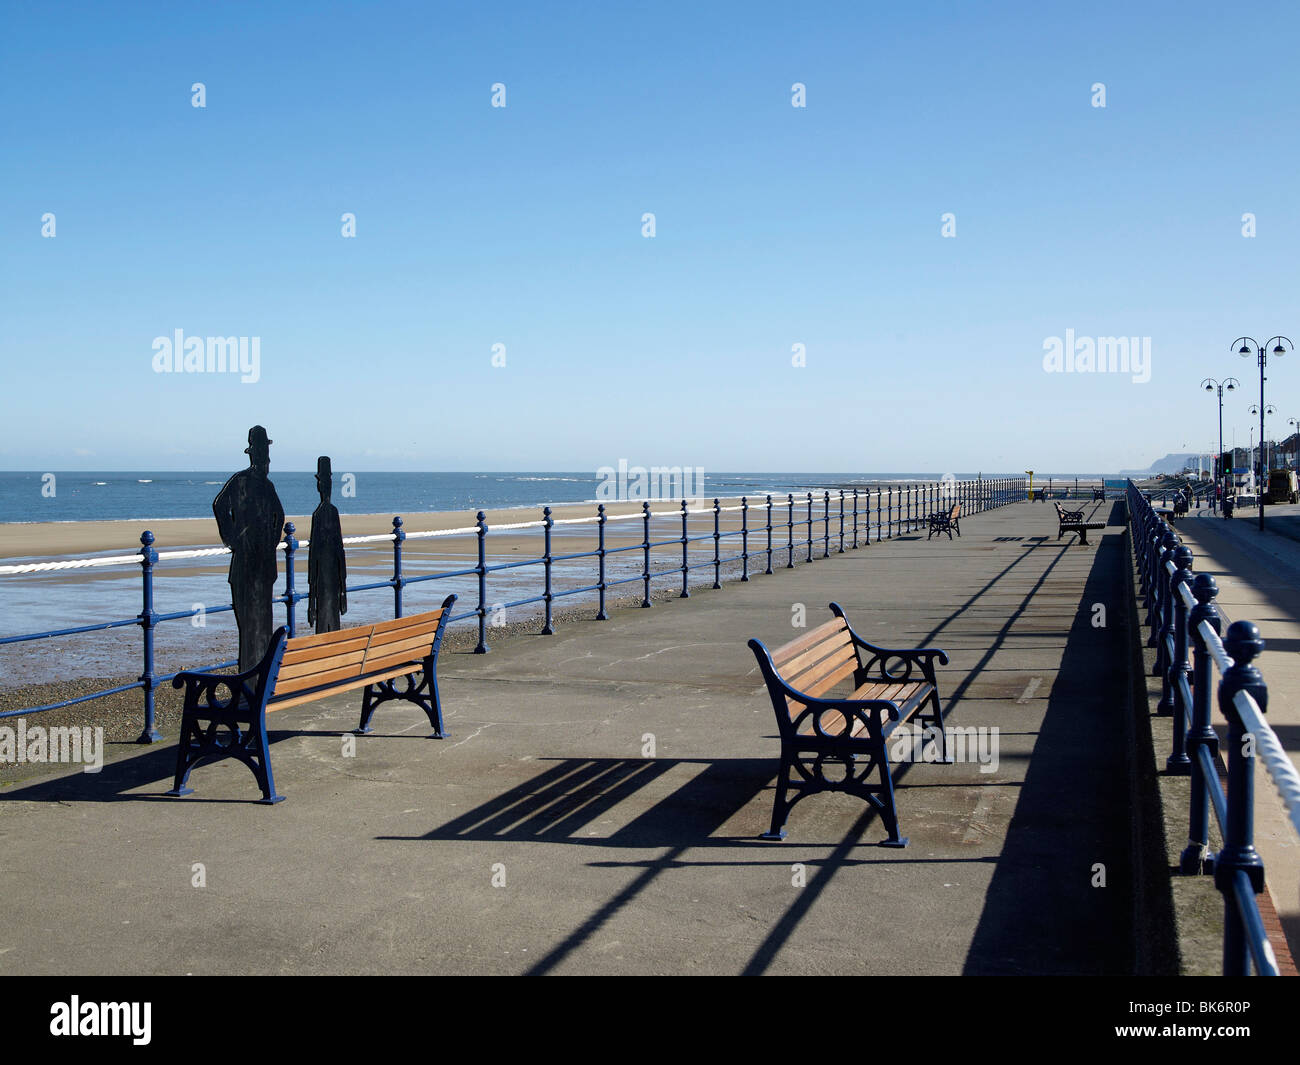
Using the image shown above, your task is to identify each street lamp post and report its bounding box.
[1288,417,1300,471]
[1202,377,1238,512]
[1233,336,1294,532]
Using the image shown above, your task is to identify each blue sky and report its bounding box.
[2,1,1297,474]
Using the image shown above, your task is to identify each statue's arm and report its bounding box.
[212,484,234,546]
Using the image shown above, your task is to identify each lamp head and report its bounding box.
[1272,342,1287,357]
[1238,342,1253,357]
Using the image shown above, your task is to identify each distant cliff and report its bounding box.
[1118,453,1201,477]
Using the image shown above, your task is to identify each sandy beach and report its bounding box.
[0,493,895,561]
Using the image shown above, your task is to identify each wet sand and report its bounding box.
[0,493,888,561]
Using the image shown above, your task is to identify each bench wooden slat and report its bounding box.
[369,610,445,637]
[277,647,369,682]
[771,617,848,667]
[785,639,857,693]
[272,661,366,696]
[281,635,371,668]
[850,679,925,704]
[282,626,367,652]
[783,655,860,716]
[362,629,440,665]
[362,648,431,676]
[778,630,855,682]
[267,663,429,712]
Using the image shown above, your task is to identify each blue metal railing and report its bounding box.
[1,478,1027,742]
[1128,479,1300,976]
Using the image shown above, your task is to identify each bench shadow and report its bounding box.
[382,756,771,849]
[960,529,1141,974]
[0,741,182,803]
[378,754,997,976]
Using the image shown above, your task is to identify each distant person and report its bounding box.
[213,426,285,672]
[308,456,347,634]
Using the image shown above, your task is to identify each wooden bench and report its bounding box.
[926,502,961,540]
[1054,501,1106,545]
[167,594,456,804]
[747,602,949,846]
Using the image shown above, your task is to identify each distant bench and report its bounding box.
[926,502,961,540]
[1055,501,1106,545]
[748,603,949,846]
[168,595,457,804]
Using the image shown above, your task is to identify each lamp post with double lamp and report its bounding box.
[1202,377,1238,511]
[1233,336,1294,532]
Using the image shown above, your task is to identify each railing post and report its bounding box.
[641,502,652,607]
[852,489,859,549]
[1148,528,1174,652]
[786,493,794,568]
[1165,545,1193,769]
[596,504,608,620]
[816,491,826,559]
[1156,535,1178,697]
[764,494,773,575]
[283,521,298,637]
[875,489,881,543]
[740,497,750,582]
[712,498,722,589]
[680,499,691,598]
[473,511,489,653]
[1181,573,1221,874]
[806,492,814,562]
[391,515,405,619]
[838,490,845,553]
[1216,621,1269,976]
[541,506,555,635]
[137,530,161,744]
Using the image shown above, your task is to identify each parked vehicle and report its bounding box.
[1266,469,1299,504]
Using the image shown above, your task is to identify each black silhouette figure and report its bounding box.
[213,426,285,672]
[308,455,347,633]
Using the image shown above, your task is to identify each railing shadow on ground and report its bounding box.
[961,528,1154,974]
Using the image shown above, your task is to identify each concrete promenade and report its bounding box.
[0,500,1145,975]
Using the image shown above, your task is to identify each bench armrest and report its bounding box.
[783,690,908,741]
[172,662,260,692]
[827,603,949,683]
[171,628,287,710]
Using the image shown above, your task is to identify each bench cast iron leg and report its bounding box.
[761,751,793,840]
[875,747,909,848]
[355,658,448,738]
